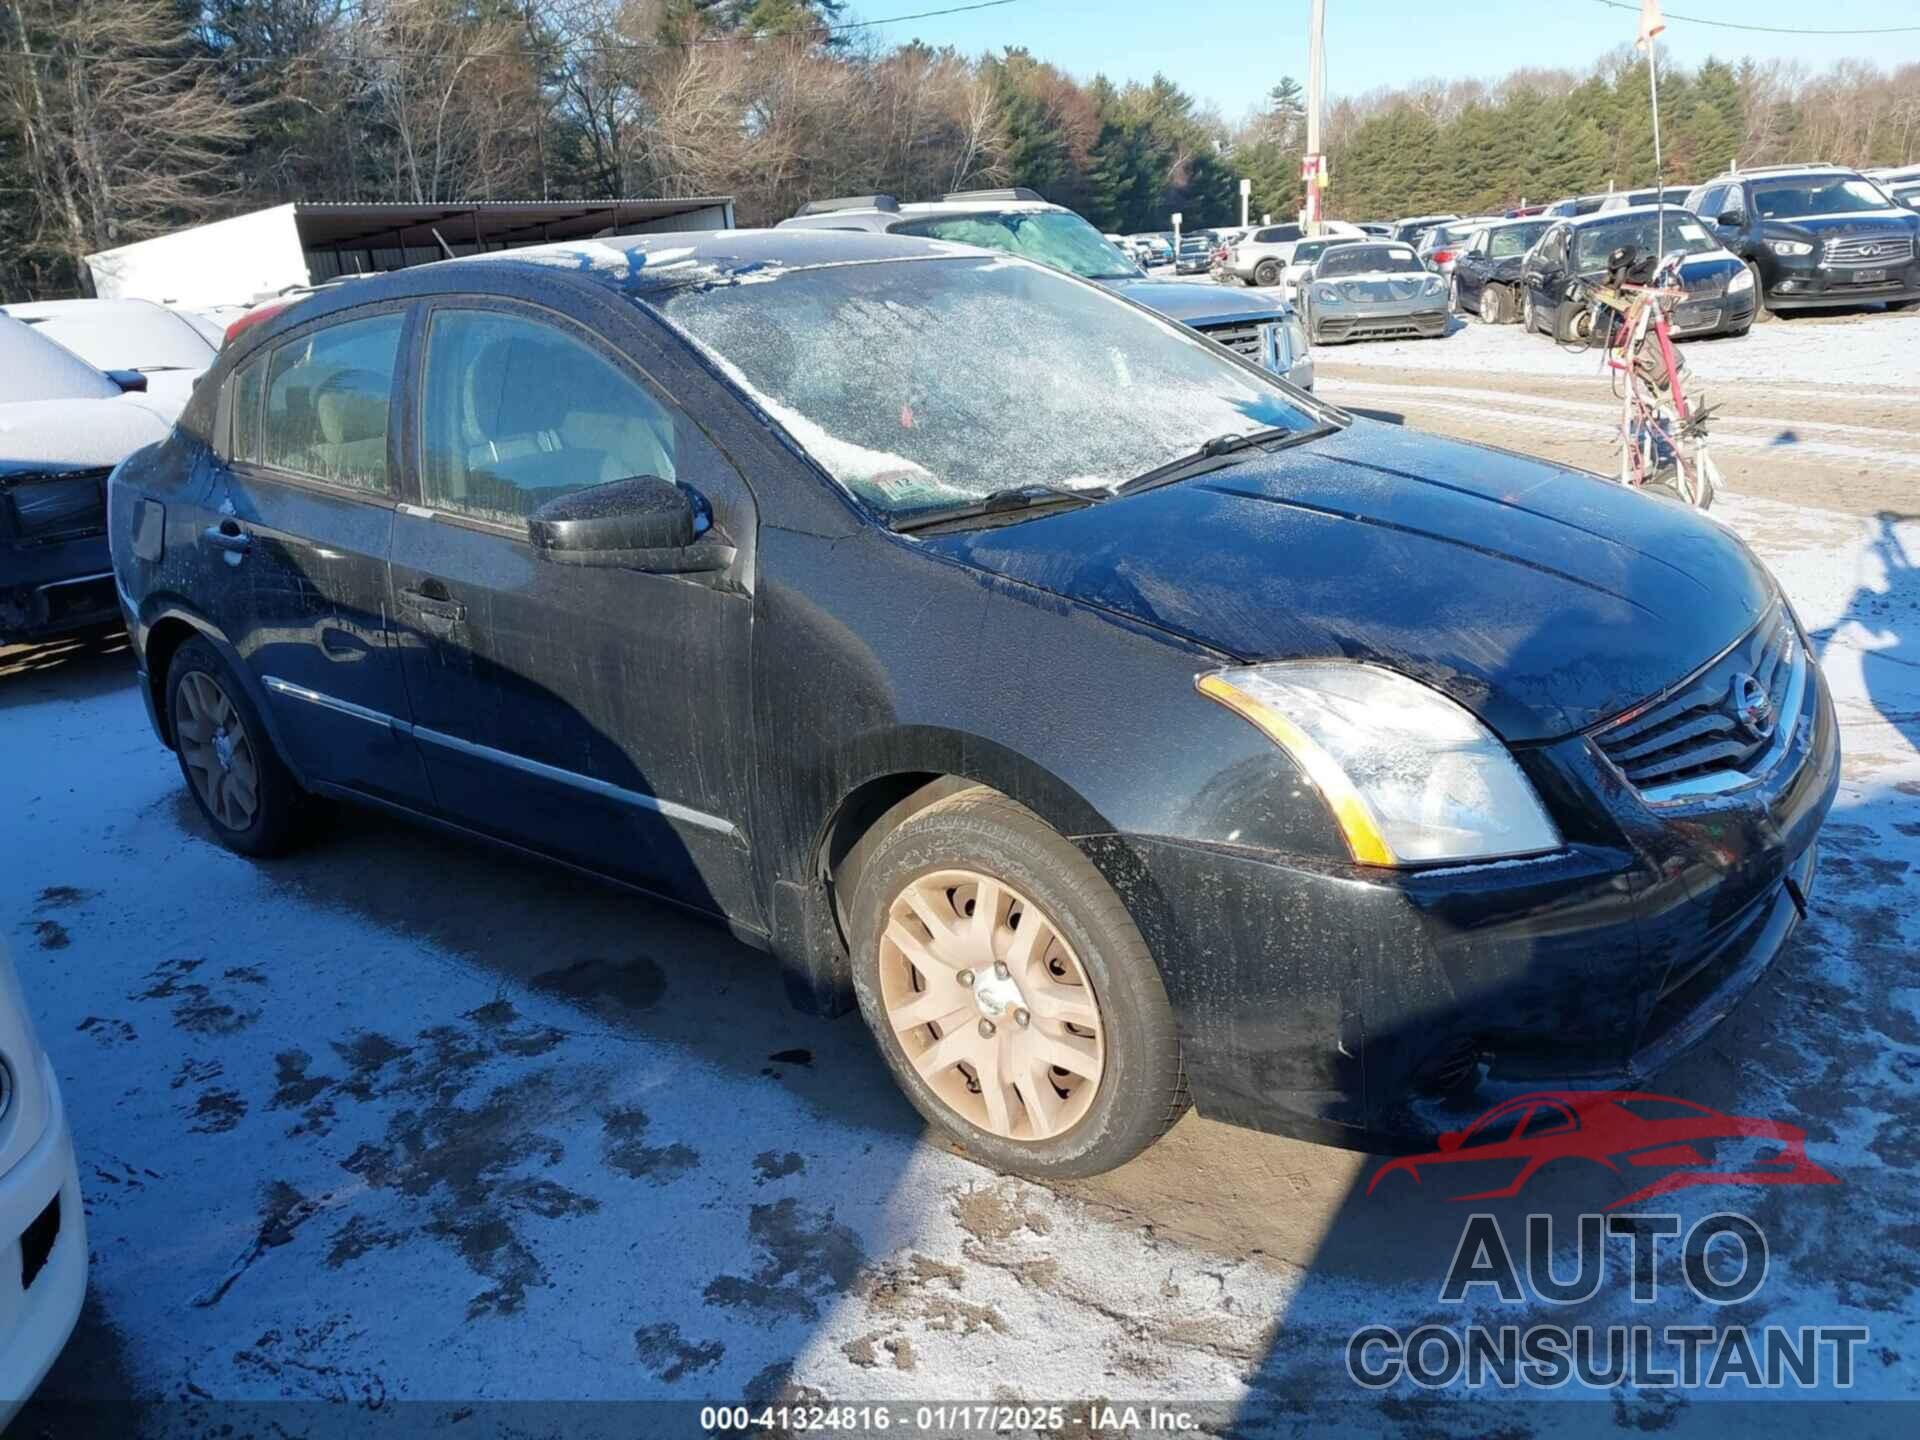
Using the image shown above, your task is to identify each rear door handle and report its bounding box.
[203,521,251,555]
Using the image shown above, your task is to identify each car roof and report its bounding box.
[779,198,1067,231]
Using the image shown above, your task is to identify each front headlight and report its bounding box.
[1726,265,1755,294]
[1314,284,1342,304]
[7,471,108,540]
[1195,662,1562,866]
[1768,240,1812,257]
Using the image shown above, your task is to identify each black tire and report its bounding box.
[847,786,1189,1179]
[1522,291,1539,334]
[1254,259,1281,287]
[1745,263,1774,322]
[165,637,315,857]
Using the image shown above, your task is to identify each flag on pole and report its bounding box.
[1636,0,1665,49]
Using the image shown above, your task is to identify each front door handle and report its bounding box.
[398,584,466,635]
[203,520,251,555]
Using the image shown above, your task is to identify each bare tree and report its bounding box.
[1,0,250,278]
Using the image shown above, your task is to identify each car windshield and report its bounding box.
[1488,221,1550,258]
[1291,239,1353,265]
[1574,213,1719,267]
[655,255,1318,519]
[0,315,120,403]
[1317,245,1421,276]
[889,210,1141,281]
[1752,176,1896,218]
[8,302,215,373]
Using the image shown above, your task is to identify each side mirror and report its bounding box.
[528,475,733,574]
[1716,208,1745,228]
[105,369,149,394]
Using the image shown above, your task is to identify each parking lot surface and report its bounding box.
[7,305,1920,1433]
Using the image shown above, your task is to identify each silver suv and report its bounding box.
[780,189,1313,390]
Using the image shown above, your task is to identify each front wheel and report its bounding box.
[1480,283,1507,325]
[847,787,1188,1179]
[1745,263,1774,322]
[1522,291,1538,333]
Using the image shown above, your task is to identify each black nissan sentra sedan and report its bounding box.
[108,230,1838,1177]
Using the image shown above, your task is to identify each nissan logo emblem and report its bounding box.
[1729,672,1776,740]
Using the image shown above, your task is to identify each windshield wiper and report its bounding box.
[1114,424,1338,496]
[891,483,1109,534]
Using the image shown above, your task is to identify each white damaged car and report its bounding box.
[0,938,85,1424]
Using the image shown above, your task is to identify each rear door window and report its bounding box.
[260,313,403,492]
[419,308,679,526]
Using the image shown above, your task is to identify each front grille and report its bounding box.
[1593,606,1805,800]
[1824,233,1914,266]
[1196,320,1270,361]
[6,467,110,543]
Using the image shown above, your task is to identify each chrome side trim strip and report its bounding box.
[263,675,399,730]
[411,725,741,840]
[262,674,742,840]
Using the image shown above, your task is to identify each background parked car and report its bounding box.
[1174,232,1214,274]
[1685,163,1920,319]
[1597,185,1693,212]
[1297,240,1449,343]
[0,939,85,1426]
[1,316,178,643]
[1266,235,1365,302]
[2,298,217,409]
[1221,222,1360,287]
[1414,219,1502,277]
[1520,206,1755,341]
[780,192,1312,388]
[1355,222,1393,237]
[1389,214,1458,246]
[1131,232,1174,265]
[1540,193,1611,218]
[1449,217,1553,322]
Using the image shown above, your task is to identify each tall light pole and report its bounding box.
[1304,0,1326,235]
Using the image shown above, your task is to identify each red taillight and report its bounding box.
[1432,249,1456,266]
[222,299,294,348]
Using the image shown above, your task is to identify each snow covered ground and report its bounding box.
[5,493,1919,1437]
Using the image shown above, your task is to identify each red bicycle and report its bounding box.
[1575,246,1719,510]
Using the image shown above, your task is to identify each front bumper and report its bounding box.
[1078,647,1841,1153]
[0,535,117,642]
[1672,286,1759,335]
[0,1064,86,1425]
[1765,253,1920,309]
[1311,305,1450,343]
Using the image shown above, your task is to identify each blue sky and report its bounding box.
[862,0,1920,120]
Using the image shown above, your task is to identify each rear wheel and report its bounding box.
[1254,259,1281,287]
[847,787,1187,1179]
[166,637,315,857]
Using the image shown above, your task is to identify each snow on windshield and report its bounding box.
[654,256,1316,518]
[4,300,214,374]
[0,315,120,404]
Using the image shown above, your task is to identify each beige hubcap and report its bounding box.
[175,671,259,831]
[879,869,1104,1142]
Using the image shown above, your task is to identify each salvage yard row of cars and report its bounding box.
[1206,161,1920,342]
[0,168,1872,1413]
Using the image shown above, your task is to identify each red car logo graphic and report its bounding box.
[1367,1090,1837,1210]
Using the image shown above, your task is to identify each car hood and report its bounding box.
[1102,276,1293,324]
[916,421,1774,742]
[1761,209,1919,241]
[0,396,172,474]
